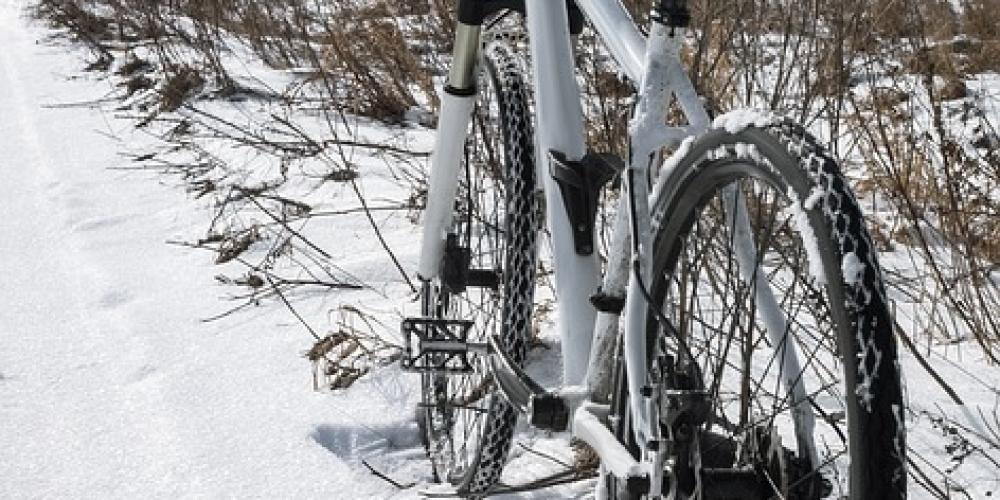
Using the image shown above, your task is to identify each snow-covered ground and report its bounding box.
[0,3,586,498]
[0,2,426,497]
[2,1,999,498]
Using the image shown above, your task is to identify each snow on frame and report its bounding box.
[711,108,778,134]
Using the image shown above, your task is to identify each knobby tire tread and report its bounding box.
[422,40,537,498]
[608,118,905,499]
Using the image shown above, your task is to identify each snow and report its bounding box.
[572,403,643,479]
[710,108,776,134]
[2,2,999,498]
[0,4,425,498]
[841,251,865,286]
[656,135,695,185]
[783,187,828,284]
[803,185,825,210]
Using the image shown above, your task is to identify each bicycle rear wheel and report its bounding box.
[418,41,537,496]
[608,118,905,499]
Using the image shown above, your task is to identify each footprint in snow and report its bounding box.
[130,364,157,383]
[73,214,131,233]
[98,289,131,309]
[309,421,423,460]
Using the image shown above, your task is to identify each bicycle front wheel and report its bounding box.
[610,118,905,499]
[418,41,537,497]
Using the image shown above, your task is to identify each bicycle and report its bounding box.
[401,1,907,498]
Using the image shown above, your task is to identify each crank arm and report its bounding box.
[487,335,575,431]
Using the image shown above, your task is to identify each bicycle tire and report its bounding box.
[418,41,537,497]
[607,118,905,499]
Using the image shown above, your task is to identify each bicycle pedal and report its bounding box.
[400,317,488,374]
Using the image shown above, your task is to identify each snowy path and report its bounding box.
[0,4,428,498]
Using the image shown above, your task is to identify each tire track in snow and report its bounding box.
[0,6,428,499]
[0,5,199,497]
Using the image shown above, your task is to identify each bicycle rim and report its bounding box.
[640,124,904,499]
[420,42,536,496]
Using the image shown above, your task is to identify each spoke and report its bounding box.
[652,173,855,491]
[422,72,514,481]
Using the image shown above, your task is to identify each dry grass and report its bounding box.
[26,2,1000,493]
[317,1,437,121]
[31,0,445,121]
[29,0,1000,355]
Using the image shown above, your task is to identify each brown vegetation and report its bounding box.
[27,1,1000,493]
[30,0,1000,378]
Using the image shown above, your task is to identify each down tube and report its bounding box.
[524,2,600,386]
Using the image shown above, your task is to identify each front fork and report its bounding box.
[416,22,481,281]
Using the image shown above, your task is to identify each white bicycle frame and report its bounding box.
[416,1,813,497]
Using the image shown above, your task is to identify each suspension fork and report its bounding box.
[416,21,481,281]
[419,2,598,386]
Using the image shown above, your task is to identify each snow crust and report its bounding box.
[0,7,427,498]
[659,135,696,179]
[803,185,825,210]
[841,251,865,286]
[711,108,777,134]
[783,187,828,284]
